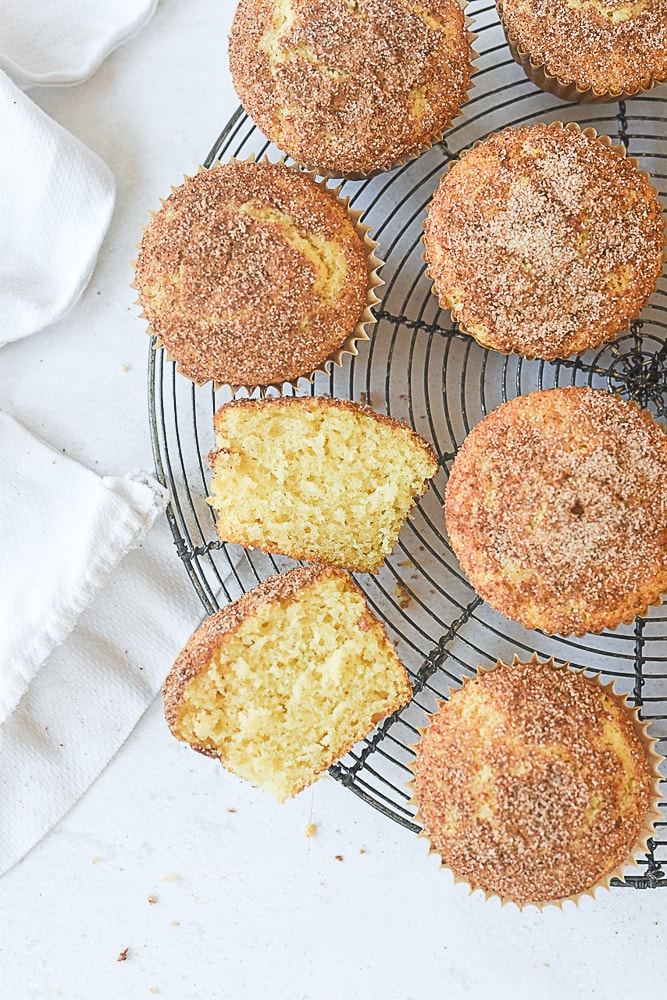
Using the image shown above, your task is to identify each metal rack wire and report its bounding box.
[148,0,667,888]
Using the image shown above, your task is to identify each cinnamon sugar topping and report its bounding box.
[444,386,667,635]
[413,656,657,905]
[134,159,374,387]
[498,0,667,95]
[229,0,474,176]
[423,124,665,359]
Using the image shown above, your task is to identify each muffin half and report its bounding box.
[208,396,439,573]
[164,564,412,800]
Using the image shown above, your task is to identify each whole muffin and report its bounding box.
[134,158,380,388]
[229,0,475,177]
[497,0,667,101]
[423,122,665,360]
[444,386,667,635]
[412,655,662,908]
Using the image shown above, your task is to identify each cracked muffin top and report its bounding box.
[134,158,376,387]
[229,0,474,177]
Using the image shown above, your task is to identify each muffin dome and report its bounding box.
[134,158,378,388]
[229,0,475,177]
[498,0,667,100]
[444,386,667,635]
[423,122,665,360]
[413,655,661,907]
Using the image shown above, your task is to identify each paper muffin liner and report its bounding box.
[421,120,666,363]
[290,0,478,182]
[498,3,662,103]
[408,654,664,910]
[131,155,384,397]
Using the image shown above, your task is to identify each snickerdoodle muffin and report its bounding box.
[412,655,662,907]
[164,563,413,801]
[208,395,439,573]
[444,386,667,635]
[229,0,475,177]
[423,122,665,360]
[497,0,667,101]
[134,158,381,388]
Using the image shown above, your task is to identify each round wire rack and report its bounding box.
[149,0,667,889]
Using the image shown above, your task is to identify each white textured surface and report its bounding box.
[0,1,665,997]
[0,0,157,85]
[0,69,115,345]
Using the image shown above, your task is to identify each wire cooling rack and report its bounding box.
[149,0,667,889]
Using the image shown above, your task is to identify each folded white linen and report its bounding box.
[0,412,205,875]
[0,412,168,723]
[0,0,157,86]
[0,70,115,347]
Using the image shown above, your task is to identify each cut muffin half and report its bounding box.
[164,564,413,801]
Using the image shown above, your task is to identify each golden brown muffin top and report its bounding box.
[413,656,656,906]
[444,386,667,635]
[229,0,474,177]
[498,0,667,96]
[423,123,665,360]
[134,159,373,387]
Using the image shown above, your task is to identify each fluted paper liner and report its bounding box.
[497,0,664,103]
[131,155,384,397]
[408,654,664,910]
[421,121,666,362]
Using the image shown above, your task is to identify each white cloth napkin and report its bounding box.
[0,0,157,86]
[0,69,115,347]
[0,413,204,875]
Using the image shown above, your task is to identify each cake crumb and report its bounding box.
[228,808,237,813]
[117,949,129,963]
[395,584,412,609]
[147,896,157,905]
[335,855,344,862]
[305,823,317,838]
[170,921,180,927]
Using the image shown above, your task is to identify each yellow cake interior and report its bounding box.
[173,573,411,800]
[209,400,438,572]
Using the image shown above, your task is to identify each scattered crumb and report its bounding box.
[305,823,317,838]
[170,921,180,927]
[149,989,159,995]
[161,874,180,883]
[395,584,412,609]
[228,808,237,814]
[117,949,129,963]
[122,363,131,372]
[147,896,157,905]
[91,857,101,864]
[398,559,412,567]
[335,855,344,862]
[359,848,367,855]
